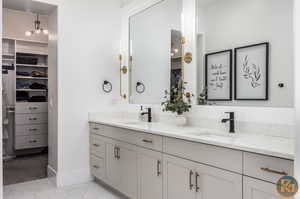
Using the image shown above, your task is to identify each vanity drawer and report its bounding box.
[90,155,105,180]
[243,152,294,183]
[15,134,48,150]
[90,135,105,158]
[135,133,163,151]
[15,124,48,136]
[90,123,163,152]
[164,137,243,173]
[90,123,104,134]
[15,113,48,125]
[16,102,48,114]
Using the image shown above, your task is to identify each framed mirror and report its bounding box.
[129,0,183,104]
[197,0,294,107]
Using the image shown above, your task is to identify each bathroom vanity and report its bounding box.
[89,119,294,199]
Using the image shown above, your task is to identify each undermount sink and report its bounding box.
[122,121,145,125]
[188,131,238,139]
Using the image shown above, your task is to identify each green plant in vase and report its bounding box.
[161,81,193,116]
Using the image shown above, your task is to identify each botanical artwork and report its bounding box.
[242,55,262,88]
[205,50,232,101]
[235,43,269,100]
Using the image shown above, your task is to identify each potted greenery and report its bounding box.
[161,81,193,126]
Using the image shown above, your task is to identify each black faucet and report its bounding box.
[141,108,152,123]
[221,112,235,133]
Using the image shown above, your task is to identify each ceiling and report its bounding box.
[3,0,56,15]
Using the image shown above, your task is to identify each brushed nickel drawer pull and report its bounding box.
[29,128,38,131]
[157,160,162,176]
[29,118,37,121]
[261,167,288,176]
[117,147,121,160]
[93,144,100,147]
[29,107,38,110]
[114,146,118,159]
[93,165,100,169]
[93,127,100,130]
[189,170,194,190]
[142,139,153,144]
[195,172,200,192]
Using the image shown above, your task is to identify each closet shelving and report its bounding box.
[3,37,49,151]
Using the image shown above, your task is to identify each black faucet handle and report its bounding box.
[225,112,234,118]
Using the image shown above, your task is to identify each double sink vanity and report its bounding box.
[88,114,294,199]
[89,0,295,198]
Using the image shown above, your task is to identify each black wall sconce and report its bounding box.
[102,80,112,93]
[136,82,145,94]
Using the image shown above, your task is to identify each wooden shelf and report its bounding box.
[16,89,47,92]
[16,64,48,68]
[17,76,48,80]
[2,53,15,57]
[16,51,48,56]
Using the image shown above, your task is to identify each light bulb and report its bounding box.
[43,29,49,35]
[35,29,41,34]
[174,49,179,53]
[25,31,32,36]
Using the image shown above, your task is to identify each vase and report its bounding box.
[174,114,187,126]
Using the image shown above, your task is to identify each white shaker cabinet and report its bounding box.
[244,177,288,199]
[106,140,138,199]
[89,123,293,199]
[163,155,197,199]
[137,148,163,199]
[163,154,242,199]
[195,163,242,199]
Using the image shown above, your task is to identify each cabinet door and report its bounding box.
[244,177,289,199]
[195,163,242,199]
[138,148,163,199]
[106,143,121,189]
[119,143,138,199]
[163,154,196,199]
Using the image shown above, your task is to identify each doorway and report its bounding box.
[1,0,58,186]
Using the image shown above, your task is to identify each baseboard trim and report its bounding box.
[47,165,57,186]
[56,168,92,187]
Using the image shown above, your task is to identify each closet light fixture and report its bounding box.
[25,14,49,36]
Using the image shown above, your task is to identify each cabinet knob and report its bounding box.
[29,118,37,121]
[93,165,100,169]
[93,144,100,147]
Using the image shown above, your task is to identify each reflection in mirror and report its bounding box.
[170,30,183,101]
[129,0,183,104]
[197,0,294,107]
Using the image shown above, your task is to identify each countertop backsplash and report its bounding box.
[89,104,296,139]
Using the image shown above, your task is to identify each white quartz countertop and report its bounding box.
[89,118,295,160]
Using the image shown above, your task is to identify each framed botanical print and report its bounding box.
[205,50,232,101]
[234,42,269,100]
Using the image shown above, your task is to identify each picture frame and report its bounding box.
[205,50,233,101]
[234,42,269,100]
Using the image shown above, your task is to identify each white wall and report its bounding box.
[3,8,48,43]
[47,7,58,180]
[34,0,122,186]
[198,0,294,107]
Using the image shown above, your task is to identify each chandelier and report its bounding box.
[25,14,49,36]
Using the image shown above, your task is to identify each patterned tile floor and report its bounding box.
[3,179,124,199]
